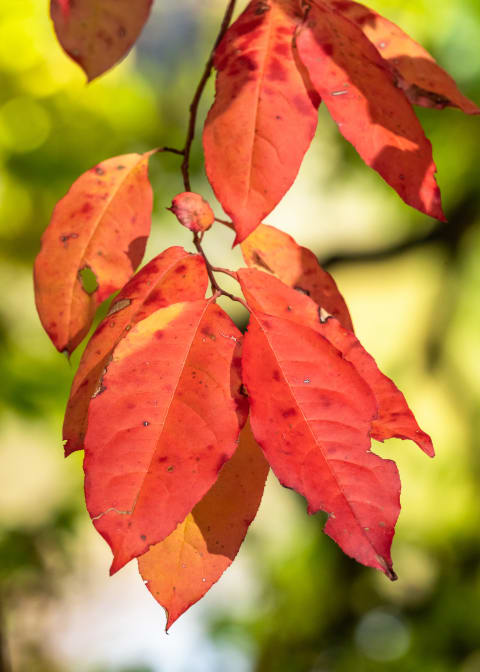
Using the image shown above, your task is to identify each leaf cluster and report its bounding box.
[34,0,478,628]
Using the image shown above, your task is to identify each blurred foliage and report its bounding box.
[0,0,479,671]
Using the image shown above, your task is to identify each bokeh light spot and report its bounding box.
[0,97,50,153]
[355,608,410,662]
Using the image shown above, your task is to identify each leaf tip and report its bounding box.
[232,231,244,248]
[165,613,176,633]
[376,554,397,581]
[64,443,79,458]
[63,438,74,458]
[110,553,128,576]
[422,436,435,458]
[427,192,447,223]
[387,567,398,582]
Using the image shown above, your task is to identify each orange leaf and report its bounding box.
[34,152,154,355]
[138,419,269,630]
[238,267,433,456]
[63,248,209,456]
[296,1,445,220]
[50,0,153,81]
[169,192,215,233]
[243,311,399,579]
[84,300,242,574]
[240,223,353,331]
[203,0,320,244]
[330,0,479,114]
[238,266,326,323]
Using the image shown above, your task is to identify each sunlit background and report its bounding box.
[1,1,480,670]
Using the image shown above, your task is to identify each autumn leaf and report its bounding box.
[84,300,242,574]
[296,0,445,220]
[63,248,208,456]
[34,152,154,355]
[230,340,250,430]
[139,419,269,630]
[238,267,433,457]
[243,311,400,578]
[203,0,320,244]
[330,0,479,113]
[241,223,353,331]
[238,266,321,323]
[317,318,434,455]
[50,0,153,81]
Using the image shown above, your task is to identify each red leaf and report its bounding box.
[241,223,353,331]
[238,267,433,457]
[296,1,445,220]
[84,300,242,574]
[34,152,154,355]
[231,340,250,430]
[63,248,209,456]
[243,312,399,578]
[50,0,153,81]
[169,192,215,233]
[203,0,320,244]
[138,419,269,630]
[317,318,434,456]
[330,0,479,114]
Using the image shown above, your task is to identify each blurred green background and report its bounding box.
[0,1,479,670]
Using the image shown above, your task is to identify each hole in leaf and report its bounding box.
[79,267,98,295]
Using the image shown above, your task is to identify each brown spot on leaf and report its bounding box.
[81,202,93,214]
[107,298,131,317]
[282,408,297,418]
[59,232,79,246]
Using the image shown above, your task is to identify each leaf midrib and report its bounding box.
[255,313,381,556]
[64,154,145,346]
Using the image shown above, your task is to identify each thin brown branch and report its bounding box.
[211,266,239,281]
[193,233,248,308]
[160,146,185,156]
[214,217,235,230]
[180,2,246,308]
[181,0,237,191]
